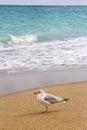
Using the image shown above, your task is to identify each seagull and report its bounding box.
[34,89,69,112]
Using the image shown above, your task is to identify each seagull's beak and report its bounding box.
[34,91,37,94]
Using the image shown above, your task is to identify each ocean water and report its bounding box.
[0,5,87,72]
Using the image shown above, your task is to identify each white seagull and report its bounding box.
[34,89,69,112]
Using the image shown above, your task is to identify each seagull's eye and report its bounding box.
[38,91,41,93]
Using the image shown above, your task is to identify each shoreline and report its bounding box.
[0,67,87,96]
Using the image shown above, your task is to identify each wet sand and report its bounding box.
[0,67,87,95]
[0,82,87,130]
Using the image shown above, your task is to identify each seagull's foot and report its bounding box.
[41,111,46,114]
[41,106,48,114]
[41,110,48,114]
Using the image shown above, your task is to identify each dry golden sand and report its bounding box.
[0,82,87,130]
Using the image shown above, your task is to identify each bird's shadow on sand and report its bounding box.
[14,109,66,118]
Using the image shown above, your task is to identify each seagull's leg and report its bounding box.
[42,106,48,114]
[46,106,48,112]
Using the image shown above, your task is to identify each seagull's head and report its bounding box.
[34,89,45,95]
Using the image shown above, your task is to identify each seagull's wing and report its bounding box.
[44,94,63,104]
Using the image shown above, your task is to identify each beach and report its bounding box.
[0,67,87,130]
[0,5,87,130]
[0,81,87,130]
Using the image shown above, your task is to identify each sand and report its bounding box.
[0,82,87,130]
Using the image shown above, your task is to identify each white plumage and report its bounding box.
[34,89,69,112]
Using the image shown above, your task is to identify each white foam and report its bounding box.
[8,34,37,45]
[0,36,87,72]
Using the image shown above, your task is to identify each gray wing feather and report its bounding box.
[44,94,59,104]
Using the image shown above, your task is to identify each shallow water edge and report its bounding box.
[0,67,87,96]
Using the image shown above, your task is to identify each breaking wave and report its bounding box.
[9,34,37,45]
[0,34,37,48]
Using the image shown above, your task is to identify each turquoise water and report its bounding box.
[0,6,87,43]
[0,6,87,72]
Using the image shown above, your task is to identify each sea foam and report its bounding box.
[0,36,87,73]
[0,34,37,48]
[9,34,37,45]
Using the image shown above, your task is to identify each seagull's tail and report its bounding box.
[63,98,70,102]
